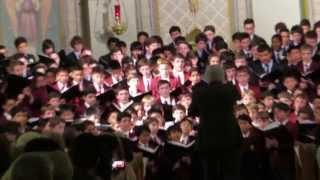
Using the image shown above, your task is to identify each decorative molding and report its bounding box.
[300,0,309,19]
[59,0,67,48]
[80,0,91,48]
[246,0,253,18]
[148,0,160,35]
[135,0,143,31]
[232,0,240,31]
[155,0,233,43]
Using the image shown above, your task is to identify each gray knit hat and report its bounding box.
[203,65,225,83]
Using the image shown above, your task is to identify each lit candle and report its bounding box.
[115,0,121,21]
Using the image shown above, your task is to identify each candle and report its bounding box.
[114,0,121,20]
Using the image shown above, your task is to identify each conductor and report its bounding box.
[189,65,243,180]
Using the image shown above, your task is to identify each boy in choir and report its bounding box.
[281,72,300,95]
[110,47,130,69]
[14,36,36,65]
[239,32,253,60]
[176,41,191,58]
[137,59,153,93]
[232,32,243,53]
[156,80,176,122]
[253,111,272,130]
[261,91,275,114]
[279,28,291,54]
[146,117,166,146]
[179,118,196,145]
[295,108,318,180]
[0,97,17,123]
[104,60,124,86]
[76,87,98,117]
[265,103,296,180]
[304,30,320,60]
[285,46,301,69]
[290,25,304,46]
[58,104,75,124]
[90,67,109,96]
[5,59,30,99]
[80,56,97,82]
[234,53,248,68]
[116,112,134,139]
[271,34,285,63]
[237,114,271,180]
[134,125,161,180]
[194,33,209,66]
[126,74,140,98]
[151,60,179,97]
[137,31,149,47]
[66,36,84,68]
[297,44,320,75]
[172,54,189,85]
[162,45,175,62]
[172,105,186,123]
[40,40,61,68]
[187,68,204,89]
[98,37,119,69]
[243,18,266,45]
[168,26,182,48]
[224,62,237,85]
[51,69,70,93]
[141,95,156,118]
[47,92,62,111]
[131,103,145,126]
[165,104,186,129]
[203,25,216,51]
[165,125,194,180]
[145,37,160,60]
[111,85,134,113]
[300,19,311,34]
[129,41,143,66]
[148,107,166,130]
[236,66,261,99]
[178,93,193,115]
[41,39,56,57]
[118,41,128,57]
[69,66,91,92]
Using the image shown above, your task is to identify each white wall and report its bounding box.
[252,0,301,44]
[88,0,138,58]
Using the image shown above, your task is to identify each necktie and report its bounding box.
[304,64,309,73]
[146,80,150,91]
[60,84,65,92]
[264,64,269,73]
[276,51,280,61]
[164,99,169,105]
[242,86,248,92]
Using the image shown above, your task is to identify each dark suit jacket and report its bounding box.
[296,60,320,75]
[98,53,111,70]
[64,52,80,69]
[194,49,209,74]
[241,127,271,180]
[250,59,283,78]
[189,82,242,153]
